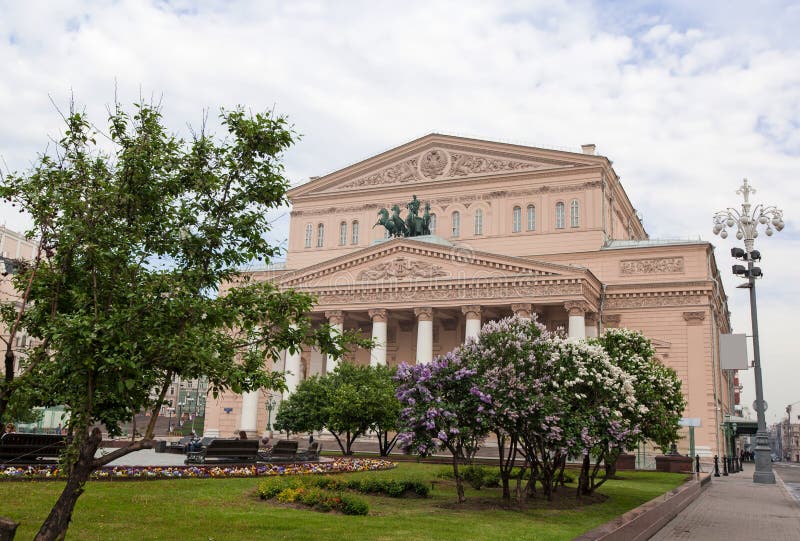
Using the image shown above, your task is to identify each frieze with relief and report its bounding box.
[620,257,685,275]
[357,257,449,281]
[316,282,582,304]
[604,294,705,309]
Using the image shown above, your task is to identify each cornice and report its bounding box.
[277,238,594,287]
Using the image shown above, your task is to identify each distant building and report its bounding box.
[192,135,734,454]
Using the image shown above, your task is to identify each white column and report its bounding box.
[240,391,259,436]
[512,303,533,322]
[414,307,434,364]
[462,305,482,342]
[565,301,588,340]
[585,313,598,338]
[325,310,344,373]
[369,308,388,366]
[283,347,303,398]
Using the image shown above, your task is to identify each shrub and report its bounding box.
[258,477,299,500]
[276,487,303,503]
[462,466,488,490]
[339,494,369,516]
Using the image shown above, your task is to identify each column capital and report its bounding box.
[325,310,344,326]
[511,303,533,319]
[414,307,434,322]
[602,314,621,328]
[564,300,591,317]
[461,305,482,320]
[369,308,388,323]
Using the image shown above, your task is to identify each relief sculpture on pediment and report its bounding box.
[449,153,540,177]
[357,257,449,281]
[333,148,550,191]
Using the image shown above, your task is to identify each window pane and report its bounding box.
[430,213,437,235]
[339,222,347,245]
[527,205,536,231]
[452,211,460,237]
[556,203,565,229]
[304,224,312,248]
[352,221,359,244]
[317,224,325,247]
[512,206,521,233]
[474,209,483,235]
[570,200,580,227]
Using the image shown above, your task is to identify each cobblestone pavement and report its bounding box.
[649,463,800,541]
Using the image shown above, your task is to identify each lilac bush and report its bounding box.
[395,351,490,503]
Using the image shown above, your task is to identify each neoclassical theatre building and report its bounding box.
[204,134,733,456]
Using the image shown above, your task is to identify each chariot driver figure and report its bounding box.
[406,195,421,219]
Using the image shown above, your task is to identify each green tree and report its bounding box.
[0,99,362,541]
[275,362,399,456]
[593,328,686,473]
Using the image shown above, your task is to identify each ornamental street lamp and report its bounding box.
[265,394,276,436]
[712,178,785,484]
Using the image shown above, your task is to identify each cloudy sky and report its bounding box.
[1,0,798,423]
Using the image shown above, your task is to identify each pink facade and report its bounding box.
[204,134,732,456]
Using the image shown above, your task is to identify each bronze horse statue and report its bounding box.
[374,208,407,237]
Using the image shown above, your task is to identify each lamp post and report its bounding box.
[265,394,276,436]
[712,178,785,484]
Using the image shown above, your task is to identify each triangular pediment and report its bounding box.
[289,134,606,198]
[278,237,587,289]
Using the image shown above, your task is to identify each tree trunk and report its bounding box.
[0,348,15,422]
[34,428,102,541]
[604,447,620,478]
[577,454,591,498]
[451,452,465,503]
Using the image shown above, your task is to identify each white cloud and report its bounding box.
[1,0,798,418]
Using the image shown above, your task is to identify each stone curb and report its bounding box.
[573,472,711,541]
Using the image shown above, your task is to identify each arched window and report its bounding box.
[351,221,359,244]
[512,206,522,233]
[316,223,325,247]
[452,211,460,237]
[339,221,347,245]
[527,205,536,231]
[555,202,565,229]
[429,213,437,235]
[304,224,313,248]
[474,209,483,235]
[570,199,580,228]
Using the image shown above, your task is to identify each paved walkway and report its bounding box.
[650,463,800,541]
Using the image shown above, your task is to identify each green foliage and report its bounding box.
[276,362,398,455]
[259,474,429,500]
[339,494,370,515]
[0,99,370,539]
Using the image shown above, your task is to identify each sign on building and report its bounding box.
[720,333,749,370]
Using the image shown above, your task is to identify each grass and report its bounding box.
[0,464,686,541]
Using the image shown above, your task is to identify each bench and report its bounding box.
[258,439,298,462]
[168,436,193,454]
[297,442,323,462]
[0,433,66,465]
[185,439,259,464]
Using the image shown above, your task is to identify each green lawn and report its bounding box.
[0,464,686,541]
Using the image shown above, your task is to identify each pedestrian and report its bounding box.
[308,433,314,445]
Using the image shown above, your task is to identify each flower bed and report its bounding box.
[0,458,395,481]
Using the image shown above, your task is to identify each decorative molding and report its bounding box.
[315,281,584,305]
[356,257,449,281]
[564,300,592,316]
[620,257,685,275]
[682,311,706,325]
[419,149,450,179]
[584,312,598,325]
[414,307,434,322]
[368,308,388,323]
[449,152,540,177]
[324,310,344,326]
[602,314,621,327]
[604,292,706,309]
[293,180,604,216]
[462,305,482,320]
[511,303,533,318]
